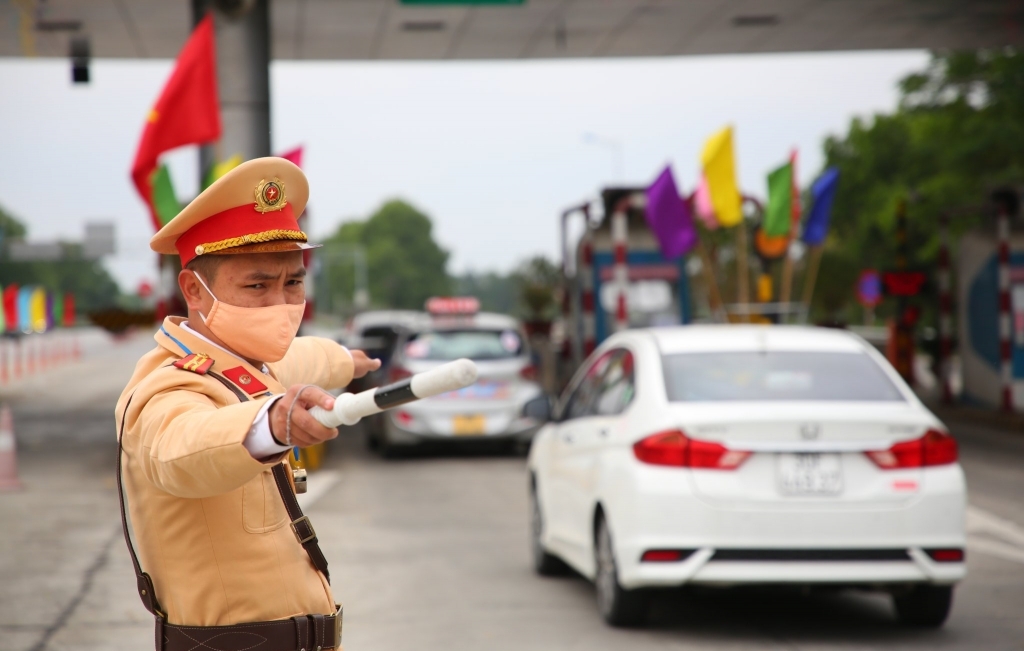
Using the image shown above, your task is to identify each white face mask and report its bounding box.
[195,273,305,363]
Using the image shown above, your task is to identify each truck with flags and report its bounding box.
[556,127,840,386]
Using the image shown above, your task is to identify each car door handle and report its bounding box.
[598,428,609,438]
[561,432,574,444]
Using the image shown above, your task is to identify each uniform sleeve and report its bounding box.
[126,388,284,498]
[268,336,354,390]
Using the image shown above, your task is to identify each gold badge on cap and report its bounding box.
[254,178,287,213]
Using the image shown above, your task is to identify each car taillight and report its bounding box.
[519,364,538,382]
[865,429,958,469]
[389,365,412,382]
[394,410,414,426]
[640,549,695,562]
[925,548,965,562]
[633,430,750,470]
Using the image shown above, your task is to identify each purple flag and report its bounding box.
[645,166,697,260]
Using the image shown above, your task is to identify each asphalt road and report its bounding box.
[1,333,1024,650]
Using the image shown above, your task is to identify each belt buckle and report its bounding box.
[334,604,343,647]
[291,515,316,544]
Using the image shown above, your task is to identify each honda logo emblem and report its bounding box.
[799,423,821,440]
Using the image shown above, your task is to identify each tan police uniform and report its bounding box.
[116,157,348,650]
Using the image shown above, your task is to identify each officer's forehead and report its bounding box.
[216,252,305,279]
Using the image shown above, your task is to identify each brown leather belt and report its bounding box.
[118,368,341,651]
[160,608,341,651]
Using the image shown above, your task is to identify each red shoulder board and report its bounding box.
[222,366,268,395]
[173,353,214,375]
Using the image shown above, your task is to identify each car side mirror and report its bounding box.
[523,394,553,422]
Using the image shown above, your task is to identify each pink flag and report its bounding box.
[694,173,718,230]
[279,146,304,168]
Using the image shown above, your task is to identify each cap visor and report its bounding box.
[203,241,322,257]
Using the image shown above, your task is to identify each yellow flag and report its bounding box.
[203,154,243,189]
[30,287,47,333]
[700,126,743,227]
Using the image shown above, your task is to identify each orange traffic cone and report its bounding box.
[0,404,21,490]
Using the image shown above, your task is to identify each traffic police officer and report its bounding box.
[115,157,379,650]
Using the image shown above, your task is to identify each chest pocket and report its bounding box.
[242,468,289,534]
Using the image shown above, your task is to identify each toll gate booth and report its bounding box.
[563,188,693,373]
[958,229,1024,409]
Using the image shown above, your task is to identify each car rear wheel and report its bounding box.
[594,514,648,627]
[893,585,954,627]
[530,481,570,576]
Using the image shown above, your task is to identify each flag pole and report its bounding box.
[735,218,750,322]
[780,246,795,314]
[800,245,824,319]
[697,240,726,322]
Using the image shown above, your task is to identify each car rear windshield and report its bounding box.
[662,351,905,402]
[404,329,523,361]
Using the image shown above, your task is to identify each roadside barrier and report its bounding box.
[0,404,21,491]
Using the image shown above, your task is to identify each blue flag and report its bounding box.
[644,165,697,260]
[802,167,840,246]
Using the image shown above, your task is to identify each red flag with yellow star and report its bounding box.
[131,14,220,231]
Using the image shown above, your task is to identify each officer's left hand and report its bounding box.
[350,349,382,378]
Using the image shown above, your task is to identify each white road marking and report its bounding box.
[967,505,1024,565]
[296,469,342,510]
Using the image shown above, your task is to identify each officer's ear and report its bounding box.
[178,270,206,312]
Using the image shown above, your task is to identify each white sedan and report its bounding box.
[526,325,966,628]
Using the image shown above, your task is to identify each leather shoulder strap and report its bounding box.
[117,366,329,614]
[117,392,165,619]
[206,370,331,582]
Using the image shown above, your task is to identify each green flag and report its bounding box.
[152,164,182,227]
[53,291,64,328]
[765,161,793,236]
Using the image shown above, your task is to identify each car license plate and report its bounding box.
[452,414,486,436]
[777,453,843,495]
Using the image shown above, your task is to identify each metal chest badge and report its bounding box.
[254,178,287,213]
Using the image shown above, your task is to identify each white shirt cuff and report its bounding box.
[243,395,292,459]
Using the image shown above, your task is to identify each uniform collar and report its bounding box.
[155,317,282,394]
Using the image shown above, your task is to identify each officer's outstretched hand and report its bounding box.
[270,385,338,448]
[350,349,382,378]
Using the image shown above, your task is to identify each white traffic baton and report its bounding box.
[308,358,478,427]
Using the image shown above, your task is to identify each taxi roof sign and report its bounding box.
[426,296,480,315]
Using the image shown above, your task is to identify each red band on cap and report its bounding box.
[176,203,301,265]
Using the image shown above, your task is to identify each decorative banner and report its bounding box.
[278,146,304,168]
[63,293,76,328]
[644,166,696,260]
[2,285,18,333]
[858,269,882,307]
[754,228,790,260]
[203,154,243,190]
[699,126,743,227]
[765,160,793,236]
[53,292,64,328]
[0,285,4,333]
[30,288,47,333]
[883,271,927,297]
[17,287,33,333]
[789,150,801,231]
[45,291,54,330]
[803,167,841,245]
[151,164,182,227]
[693,173,718,230]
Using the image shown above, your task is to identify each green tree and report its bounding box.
[321,199,450,312]
[812,49,1024,321]
[0,203,121,315]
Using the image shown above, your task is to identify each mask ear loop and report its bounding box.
[193,272,219,323]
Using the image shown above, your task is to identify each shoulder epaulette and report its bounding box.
[173,353,214,375]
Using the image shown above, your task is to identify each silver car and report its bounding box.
[367,311,546,456]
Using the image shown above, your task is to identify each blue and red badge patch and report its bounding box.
[222,366,268,395]
[173,353,214,375]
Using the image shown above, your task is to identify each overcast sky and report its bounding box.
[0,50,928,292]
